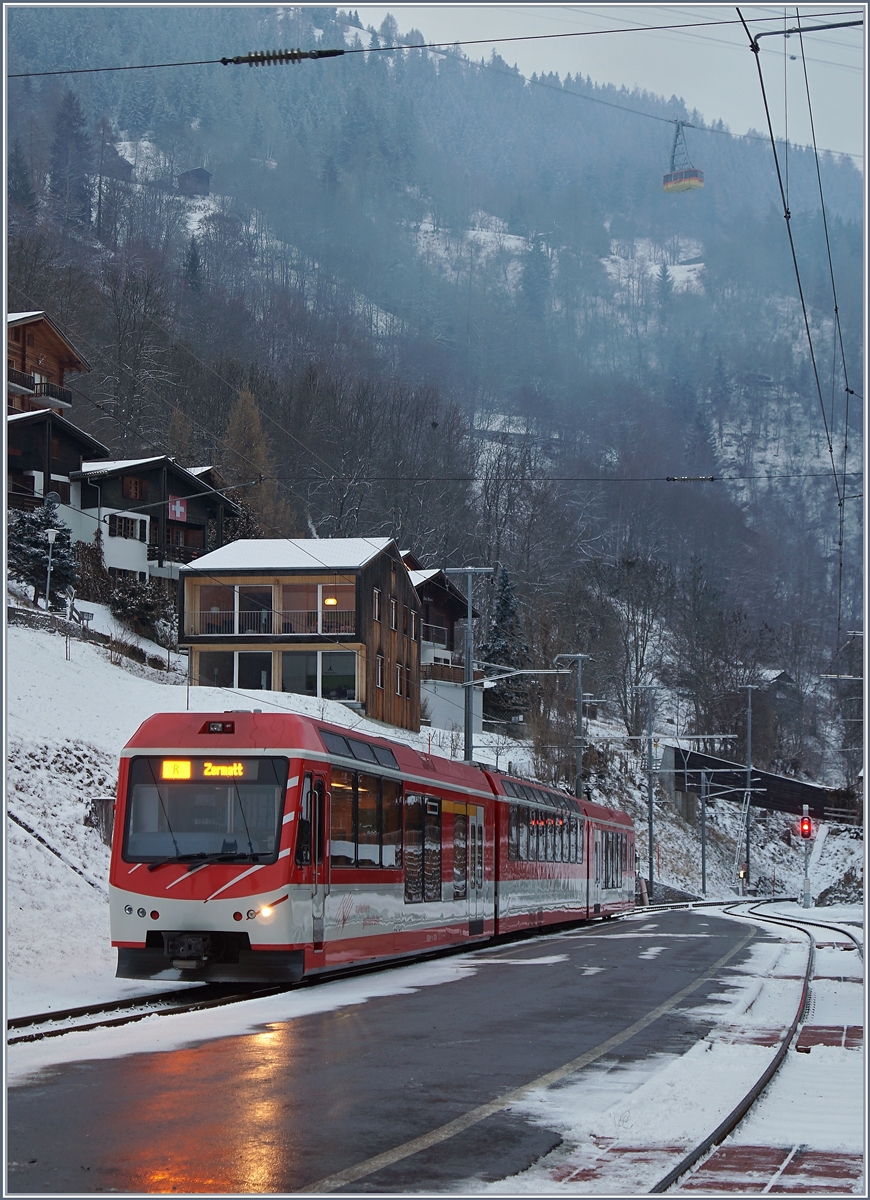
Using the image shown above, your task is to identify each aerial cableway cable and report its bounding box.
[794,10,860,647]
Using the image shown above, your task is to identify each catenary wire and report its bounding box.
[736,7,843,515]
[6,13,862,160]
[6,9,862,77]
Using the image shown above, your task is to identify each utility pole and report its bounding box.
[700,770,708,896]
[44,527,59,611]
[744,684,757,890]
[634,684,656,897]
[446,566,493,763]
[554,654,590,799]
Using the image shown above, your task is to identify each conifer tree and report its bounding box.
[220,387,295,537]
[8,499,78,606]
[479,567,530,721]
[49,89,93,224]
[8,138,37,216]
[167,406,197,466]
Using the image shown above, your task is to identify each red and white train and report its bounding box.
[109,711,636,982]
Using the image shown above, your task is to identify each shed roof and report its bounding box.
[181,537,396,573]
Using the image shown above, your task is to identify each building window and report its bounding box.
[390,597,398,630]
[122,476,148,501]
[108,514,146,540]
[376,655,384,689]
[238,652,272,691]
[373,588,381,621]
[410,610,418,641]
[396,663,403,695]
[198,651,234,688]
[282,650,356,701]
[405,665,412,699]
[49,480,71,505]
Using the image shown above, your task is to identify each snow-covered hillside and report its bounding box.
[5,618,862,1018]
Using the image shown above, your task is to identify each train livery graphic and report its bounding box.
[109,712,636,982]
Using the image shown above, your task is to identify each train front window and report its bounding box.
[124,756,288,863]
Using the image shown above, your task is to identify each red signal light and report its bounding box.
[800,816,813,839]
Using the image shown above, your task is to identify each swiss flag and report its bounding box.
[168,495,187,522]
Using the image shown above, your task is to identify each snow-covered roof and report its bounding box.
[7,311,91,369]
[7,409,109,452]
[183,537,395,573]
[188,466,213,476]
[409,568,441,587]
[79,457,164,475]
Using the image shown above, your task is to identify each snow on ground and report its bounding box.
[459,905,865,1194]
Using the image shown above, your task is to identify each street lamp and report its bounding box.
[44,528,59,611]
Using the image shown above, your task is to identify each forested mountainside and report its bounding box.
[6,6,862,784]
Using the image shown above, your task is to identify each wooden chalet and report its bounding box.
[7,311,90,415]
[71,456,241,584]
[179,538,421,731]
[177,167,212,196]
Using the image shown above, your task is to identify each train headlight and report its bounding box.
[137,907,146,918]
[124,904,133,915]
[260,905,273,917]
[247,909,256,920]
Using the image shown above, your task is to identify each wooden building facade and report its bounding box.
[179,538,421,732]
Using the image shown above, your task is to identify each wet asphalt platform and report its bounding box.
[7,910,761,1194]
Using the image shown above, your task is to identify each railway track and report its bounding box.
[5,905,645,1048]
[6,982,291,1045]
[650,898,863,1193]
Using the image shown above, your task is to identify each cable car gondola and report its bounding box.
[663,120,704,192]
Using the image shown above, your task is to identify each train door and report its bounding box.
[468,805,485,934]
[593,829,601,914]
[311,777,328,949]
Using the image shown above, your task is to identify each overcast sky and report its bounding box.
[348,4,865,164]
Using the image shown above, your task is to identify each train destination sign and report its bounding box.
[160,759,250,781]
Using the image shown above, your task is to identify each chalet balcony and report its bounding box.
[7,489,42,512]
[7,368,36,394]
[421,621,449,648]
[148,544,202,564]
[185,608,356,638]
[34,381,73,407]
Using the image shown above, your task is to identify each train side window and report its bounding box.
[508,805,519,861]
[382,778,403,868]
[404,794,423,902]
[518,807,529,861]
[295,774,312,866]
[424,799,442,902]
[578,816,585,863]
[357,773,380,866]
[453,812,467,899]
[545,814,554,862]
[330,768,355,867]
[560,816,568,862]
[527,809,537,861]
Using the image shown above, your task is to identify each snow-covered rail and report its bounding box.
[6,984,289,1045]
[650,899,861,1193]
